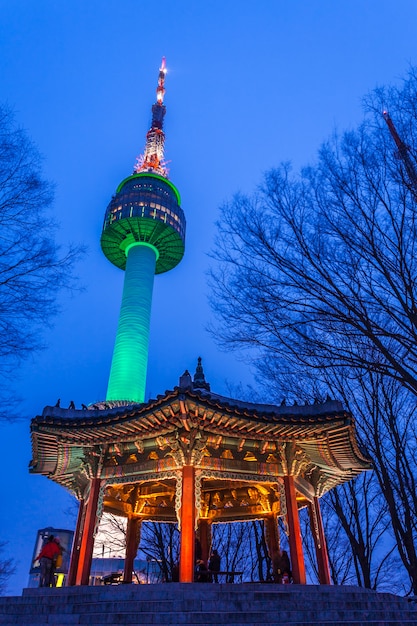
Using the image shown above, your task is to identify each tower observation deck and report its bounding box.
[101,58,186,403]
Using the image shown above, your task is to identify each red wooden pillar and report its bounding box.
[310,497,331,584]
[179,466,196,582]
[75,477,101,585]
[123,516,141,583]
[67,498,85,586]
[283,475,306,584]
[198,519,211,565]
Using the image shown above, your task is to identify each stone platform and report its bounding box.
[0,583,416,626]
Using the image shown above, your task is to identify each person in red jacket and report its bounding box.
[36,535,60,587]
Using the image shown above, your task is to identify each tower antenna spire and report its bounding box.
[383,110,417,199]
[134,57,168,177]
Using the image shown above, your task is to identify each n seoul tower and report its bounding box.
[101,58,186,403]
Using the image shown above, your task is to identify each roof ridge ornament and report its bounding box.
[193,357,210,391]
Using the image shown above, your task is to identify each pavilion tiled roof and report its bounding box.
[30,385,371,495]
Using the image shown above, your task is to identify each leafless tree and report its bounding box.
[93,513,127,558]
[95,514,275,583]
[326,475,395,590]
[210,70,417,396]
[139,522,179,582]
[0,542,15,595]
[250,520,271,582]
[334,371,417,594]
[300,502,354,586]
[0,105,84,415]
[212,521,250,582]
[209,68,417,593]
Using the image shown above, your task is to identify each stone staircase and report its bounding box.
[0,583,416,626]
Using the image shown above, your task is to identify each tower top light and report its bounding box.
[156,57,167,105]
[134,57,168,177]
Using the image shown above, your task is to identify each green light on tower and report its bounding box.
[106,243,157,402]
[101,59,186,403]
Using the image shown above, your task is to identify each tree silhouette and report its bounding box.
[210,67,417,593]
[0,105,84,416]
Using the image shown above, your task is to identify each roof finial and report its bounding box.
[134,58,168,177]
[193,357,210,391]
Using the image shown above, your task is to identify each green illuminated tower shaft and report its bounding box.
[107,244,157,402]
[101,59,186,403]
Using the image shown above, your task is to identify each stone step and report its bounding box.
[4,597,412,614]
[18,585,411,604]
[2,619,417,626]
[76,610,417,624]
[0,584,415,626]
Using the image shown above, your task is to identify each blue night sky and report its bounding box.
[0,0,416,594]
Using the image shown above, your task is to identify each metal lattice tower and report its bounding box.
[101,59,186,403]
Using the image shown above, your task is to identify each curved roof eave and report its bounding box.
[30,387,371,480]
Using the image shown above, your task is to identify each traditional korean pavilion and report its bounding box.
[30,359,370,585]
[30,61,370,586]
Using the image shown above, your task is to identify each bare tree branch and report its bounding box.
[0,105,85,418]
[209,67,417,593]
